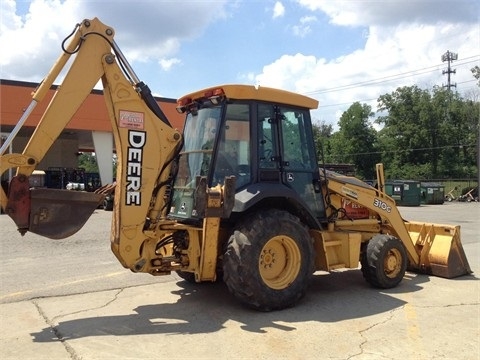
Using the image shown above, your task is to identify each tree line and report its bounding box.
[313,84,479,181]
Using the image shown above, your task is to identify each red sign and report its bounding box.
[342,199,369,219]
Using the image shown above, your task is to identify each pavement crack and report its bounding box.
[51,288,124,323]
[346,301,479,360]
[33,300,80,360]
[347,307,403,360]
[419,301,479,308]
[32,288,124,360]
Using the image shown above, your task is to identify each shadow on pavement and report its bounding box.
[30,268,438,342]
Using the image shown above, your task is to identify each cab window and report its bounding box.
[214,103,251,189]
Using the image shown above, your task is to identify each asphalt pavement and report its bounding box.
[1,202,479,360]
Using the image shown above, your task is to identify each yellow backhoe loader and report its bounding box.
[0,18,472,311]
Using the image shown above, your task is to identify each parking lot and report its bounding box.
[0,202,479,360]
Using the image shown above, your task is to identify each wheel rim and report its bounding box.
[258,235,301,290]
[384,248,402,278]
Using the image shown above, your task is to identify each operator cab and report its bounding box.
[169,85,326,225]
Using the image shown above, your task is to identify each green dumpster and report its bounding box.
[385,180,421,206]
[420,182,445,204]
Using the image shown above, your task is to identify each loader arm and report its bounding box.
[322,164,471,278]
[323,166,420,265]
[0,19,182,268]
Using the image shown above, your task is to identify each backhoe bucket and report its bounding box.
[406,221,472,278]
[6,175,104,239]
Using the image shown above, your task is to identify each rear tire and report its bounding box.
[361,234,407,289]
[223,209,315,311]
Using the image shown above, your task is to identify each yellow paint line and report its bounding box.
[0,271,126,301]
[404,301,427,359]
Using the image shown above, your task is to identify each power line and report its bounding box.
[328,144,477,158]
[317,78,478,110]
[319,97,378,108]
[304,56,479,96]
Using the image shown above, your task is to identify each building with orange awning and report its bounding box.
[1,79,185,187]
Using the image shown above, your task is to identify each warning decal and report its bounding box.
[119,110,145,130]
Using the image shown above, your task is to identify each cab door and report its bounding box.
[257,104,325,219]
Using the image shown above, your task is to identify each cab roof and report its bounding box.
[178,84,319,110]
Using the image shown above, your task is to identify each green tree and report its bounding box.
[312,121,334,163]
[376,85,478,179]
[433,88,477,178]
[77,153,99,172]
[455,95,480,178]
[377,86,440,178]
[471,65,480,87]
[329,102,379,179]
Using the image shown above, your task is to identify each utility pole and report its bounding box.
[441,50,458,91]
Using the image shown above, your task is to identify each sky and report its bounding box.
[1,0,479,128]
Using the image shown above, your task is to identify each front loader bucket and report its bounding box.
[406,221,472,278]
[6,175,104,239]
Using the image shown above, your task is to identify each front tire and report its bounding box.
[223,209,315,311]
[361,234,407,289]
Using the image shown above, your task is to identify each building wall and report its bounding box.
[42,138,80,169]
[0,79,185,132]
[8,136,79,170]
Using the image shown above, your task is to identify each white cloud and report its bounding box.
[292,15,317,37]
[159,58,181,72]
[0,0,228,81]
[256,53,319,89]
[272,1,285,19]
[0,0,81,80]
[0,0,22,33]
[255,1,480,126]
[295,0,479,26]
[1,0,478,129]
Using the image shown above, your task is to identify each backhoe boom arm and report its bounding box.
[0,18,182,271]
